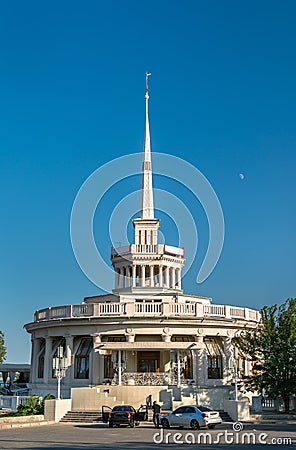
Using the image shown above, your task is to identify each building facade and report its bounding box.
[25,77,260,409]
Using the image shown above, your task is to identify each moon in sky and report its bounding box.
[239,173,245,180]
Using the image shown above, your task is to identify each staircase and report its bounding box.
[218,410,233,422]
[60,411,102,423]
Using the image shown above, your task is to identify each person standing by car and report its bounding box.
[152,401,161,428]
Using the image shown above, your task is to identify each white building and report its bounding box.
[25,77,260,411]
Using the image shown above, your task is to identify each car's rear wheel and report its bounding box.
[130,419,135,428]
[135,421,140,426]
[109,422,113,428]
[190,419,199,430]
[208,424,216,429]
[162,418,170,428]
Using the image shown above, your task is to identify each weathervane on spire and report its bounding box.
[145,72,151,97]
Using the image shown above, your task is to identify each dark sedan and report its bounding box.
[103,405,147,428]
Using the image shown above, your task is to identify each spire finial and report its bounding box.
[145,72,151,97]
[140,71,154,219]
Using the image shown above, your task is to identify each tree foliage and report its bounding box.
[233,298,296,413]
[0,331,6,364]
[15,394,53,416]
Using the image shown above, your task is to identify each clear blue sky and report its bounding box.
[1,1,295,363]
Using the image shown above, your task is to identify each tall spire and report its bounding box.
[140,72,154,219]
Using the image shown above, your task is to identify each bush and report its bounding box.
[15,394,54,416]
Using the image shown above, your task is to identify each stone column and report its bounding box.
[121,267,126,288]
[223,337,232,380]
[150,265,154,287]
[195,336,207,387]
[165,266,169,287]
[171,267,175,287]
[176,268,181,289]
[115,269,120,289]
[30,338,38,383]
[159,265,163,287]
[64,336,74,385]
[118,350,122,386]
[192,350,197,384]
[177,350,181,388]
[132,265,137,287]
[126,266,131,288]
[43,337,53,384]
[141,265,146,287]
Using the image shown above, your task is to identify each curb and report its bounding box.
[0,420,55,430]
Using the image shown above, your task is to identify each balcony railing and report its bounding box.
[111,244,184,258]
[115,372,179,386]
[34,302,260,323]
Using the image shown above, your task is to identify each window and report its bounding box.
[204,338,223,379]
[74,338,92,379]
[171,335,193,342]
[104,354,113,379]
[107,336,126,342]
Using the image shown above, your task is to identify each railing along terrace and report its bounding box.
[135,302,162,315]
[110,244,184,258]
[34,302,259,322]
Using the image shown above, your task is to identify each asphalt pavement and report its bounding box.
[0,421,295,449]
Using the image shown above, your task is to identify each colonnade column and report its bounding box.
[223,337,232,380]
[118,350,122,386]
[159,265,163,287]
[132,265,136,287]
[43,337,53,384]
[150,265,154,287]
[30,338,38,383]
[141,265,146,287]
[192,350,197,385]
[64,336,74,385]
[126,266,131,288]
[170,268,176,288]
[120,267,125,288]
[115,270,120,289]
[165,266,169,287]
[176,268,181,289]
[195,336,207,387]
[177,350,181,388]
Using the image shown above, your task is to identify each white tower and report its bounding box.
[111,74,184,293]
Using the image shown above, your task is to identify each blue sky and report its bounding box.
[1,0,295,363]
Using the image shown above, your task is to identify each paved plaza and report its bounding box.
[0,422,295,450]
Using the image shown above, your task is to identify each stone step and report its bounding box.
[60,411,101,423]
[218,410,233,422]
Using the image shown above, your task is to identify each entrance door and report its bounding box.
[137,351,160,373]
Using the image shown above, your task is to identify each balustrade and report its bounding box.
[34,302,259,322]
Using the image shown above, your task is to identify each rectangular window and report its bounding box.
[204,338,223,379]
[74,338,92,379]
[104,354,113,379]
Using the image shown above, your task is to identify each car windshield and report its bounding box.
[112,406,132,411]
[197,406,212,412]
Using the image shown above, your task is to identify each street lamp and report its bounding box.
[53,346,68,400]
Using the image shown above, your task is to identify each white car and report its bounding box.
[196,406,222,429]
[160,406,206,430]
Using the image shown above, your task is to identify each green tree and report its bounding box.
[233,298,296,413]
[0,331,6,363]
